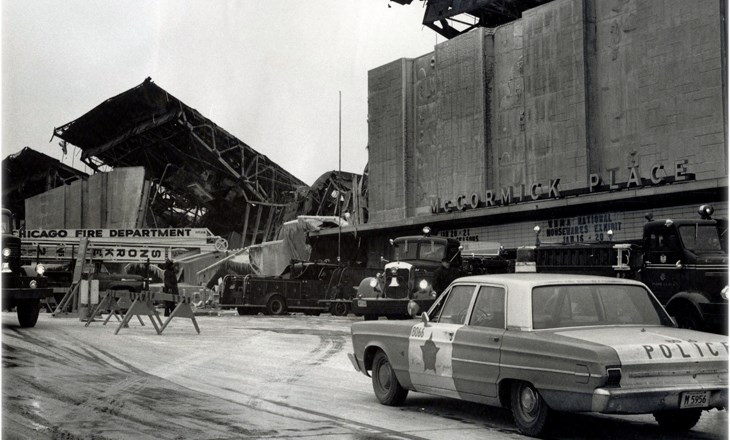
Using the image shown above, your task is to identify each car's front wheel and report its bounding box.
[371,350,408,406]
[510,382,552,437]
[653,409,702,431]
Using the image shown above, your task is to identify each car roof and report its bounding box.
[449,273,649,331]
[451,273,646,288]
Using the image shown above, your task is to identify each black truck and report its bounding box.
[2,209,52,327]
[219,261,378,316]
[527,205,728,333]
[352,228,513,319]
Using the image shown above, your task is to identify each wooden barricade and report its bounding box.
[157,292,201,335]
[85,290,199,335]
[85,290,147,328]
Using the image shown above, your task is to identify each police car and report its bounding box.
[348,273,728,437]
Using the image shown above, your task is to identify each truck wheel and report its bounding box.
[510,382,552,437]
[673,307,704,331]
[653,409,702,431]
[17,300,40,328]
[372,350,408,406]
[265,296,287,316]
[332,302,349,316]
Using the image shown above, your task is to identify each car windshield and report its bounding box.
[532,284,672,329]
[678,225,723,252]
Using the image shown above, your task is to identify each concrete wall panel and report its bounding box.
[25,167,147,230]
[588,0,726,183]
[368,59,410,223]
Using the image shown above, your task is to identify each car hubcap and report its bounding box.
[520,387,539,418]
[378,362,392,390]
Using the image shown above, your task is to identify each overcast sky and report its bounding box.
[2,0,437,185]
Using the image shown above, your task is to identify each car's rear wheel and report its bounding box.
[510,382,551,437]
[371,350,408,406]
[653,409,702,431]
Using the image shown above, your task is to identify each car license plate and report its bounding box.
[680,391,710,409]
[357,300,367,307]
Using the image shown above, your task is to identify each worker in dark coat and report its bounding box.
[432,258,457,294]
[163,259,179,317]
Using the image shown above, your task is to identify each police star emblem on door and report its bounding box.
[420,334,440,372]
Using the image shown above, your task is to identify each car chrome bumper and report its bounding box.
[348,352,370,377]
[591,386,728,413]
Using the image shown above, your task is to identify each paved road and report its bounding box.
[2,312,727,439]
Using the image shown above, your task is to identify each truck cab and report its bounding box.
[382,235,462,299]
[352,229,462,319]
[1,209,52,327]
[641,217,728,332]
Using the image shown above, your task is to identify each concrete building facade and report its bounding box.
[319,0,727,264]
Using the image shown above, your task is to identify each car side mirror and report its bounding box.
[421,311,430,326]
[407,300,420,318]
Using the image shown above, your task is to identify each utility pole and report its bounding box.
[337,91,342,266]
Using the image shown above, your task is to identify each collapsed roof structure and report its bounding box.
[53,78,307,249]
[2,147,89,225]
[390,0,553,38]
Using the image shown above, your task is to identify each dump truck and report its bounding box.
[1,209,52,327]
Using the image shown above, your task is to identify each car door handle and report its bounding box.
[446,331,454,340]
[492,337,500,342]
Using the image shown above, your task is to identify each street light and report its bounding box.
[533,225,541,247]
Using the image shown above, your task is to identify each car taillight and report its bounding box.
[606,367,621,387]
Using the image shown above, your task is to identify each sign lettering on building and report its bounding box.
[541,212,624,244]
[21,244,170,263]
[17,228,210,240]
[430,159,693,214]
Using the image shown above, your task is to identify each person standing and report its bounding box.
[163,259,179,317]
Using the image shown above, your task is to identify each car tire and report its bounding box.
[17,300,40,328]
[510,382,552,437]
[332,302,349,316]
[653,409,702,431]
[371,350,408,406]
[265,296,287,316]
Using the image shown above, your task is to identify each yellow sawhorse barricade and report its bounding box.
[86,290,200,335]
